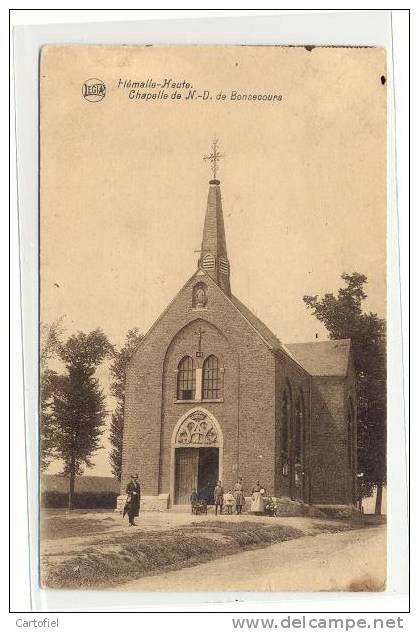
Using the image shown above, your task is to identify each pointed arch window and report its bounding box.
[294,393,304,487]
[347,399,354,472]
[347,398,356,505]
[177,356,196,401]
[202,355,221,400]
[281,389,291,476]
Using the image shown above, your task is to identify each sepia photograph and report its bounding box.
[39,44,387,593]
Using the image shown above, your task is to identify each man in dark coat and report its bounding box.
[213,480,224,516]
[124,474,141,526]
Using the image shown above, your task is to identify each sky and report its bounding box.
[41,45,386,477]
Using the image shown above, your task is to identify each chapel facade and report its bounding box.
[120,170,358,512]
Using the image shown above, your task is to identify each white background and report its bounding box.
[7,6,413,630]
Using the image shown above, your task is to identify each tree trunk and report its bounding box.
[375,483,383,515]
[68,456,76,511]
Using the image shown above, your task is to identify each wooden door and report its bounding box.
[175,448,199,504]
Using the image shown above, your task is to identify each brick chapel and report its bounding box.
[120,151,358,513]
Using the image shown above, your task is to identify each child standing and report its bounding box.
[223,490,235,515]
[233,477,245,515]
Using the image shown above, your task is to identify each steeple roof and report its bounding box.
[198,179,231,295]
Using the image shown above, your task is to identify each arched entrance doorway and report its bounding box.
[170,408,223,506]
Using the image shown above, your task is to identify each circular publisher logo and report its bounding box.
[82,78,106,102]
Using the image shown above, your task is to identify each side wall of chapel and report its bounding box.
[310,376,355,505]
[274,355,311,500]
[344,358,358,504]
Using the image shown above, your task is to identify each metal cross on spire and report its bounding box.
[203,137,225,180]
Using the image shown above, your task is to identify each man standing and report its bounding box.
[213,480,224,516]
[124,474,141,526]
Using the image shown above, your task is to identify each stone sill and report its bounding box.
[174,399,224,404]
[115,494,170,513]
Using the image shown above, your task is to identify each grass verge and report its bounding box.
[42,520,306,590]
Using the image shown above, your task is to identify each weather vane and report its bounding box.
[203,137,225,180]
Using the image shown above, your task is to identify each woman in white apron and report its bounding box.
[250,481,265,514]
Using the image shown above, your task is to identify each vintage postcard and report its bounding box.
[39,44,387,592]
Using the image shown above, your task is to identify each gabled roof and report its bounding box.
[226,293,309,373]
[129,176,352,380]
[284,339,351,377]
[129,267,350,379]
[230,295,283,351]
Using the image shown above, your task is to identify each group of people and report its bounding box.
[215,478,245,515]
[123,473,267,525]
[191,478,245,515]
[191,478,266,516]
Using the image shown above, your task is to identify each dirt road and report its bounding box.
[116,525,386,592]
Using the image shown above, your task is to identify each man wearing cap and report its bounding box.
[124,474,141,526]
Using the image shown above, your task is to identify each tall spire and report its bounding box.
[199,139,231,295]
